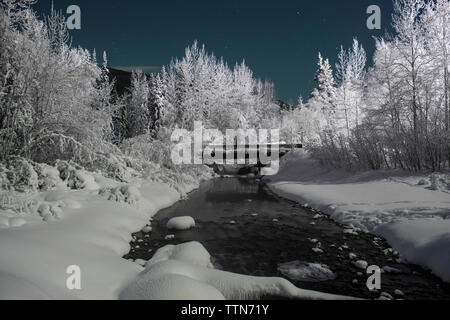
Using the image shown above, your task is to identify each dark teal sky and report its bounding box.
[33,0,394,104]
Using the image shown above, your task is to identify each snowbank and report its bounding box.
[0,272,51,300]
[265,151,450,282]
[0,153,218,300]
[0,169,185,299]
[166,216,196,231]
[376,219,450,282]
[121,242,357,300]
[147,241,213,268]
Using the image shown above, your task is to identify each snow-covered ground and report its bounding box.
[0,157,218,299]
[265,151,450,282]
[0,171,182,299]
[0,160,357,300]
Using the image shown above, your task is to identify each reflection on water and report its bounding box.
[126,178,450,300]
[159,178,278,222]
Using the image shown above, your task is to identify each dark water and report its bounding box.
[125,178,450,300]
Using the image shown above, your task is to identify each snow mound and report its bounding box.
[37,203,64,221]
[134,259,147,267]
[121,242,358,300]
[146,241,213,269]
[8,217,27,228]
[353,260,369,270]
[312,247,324,254]
[376,219,450,282]
[166,216,196,231]
[277,261,336,282]
[142,226,152,233]
[121,273,226,300]
[0,216,27,229]
[0,273,51,300]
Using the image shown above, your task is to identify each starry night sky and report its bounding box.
[32,0,394,104]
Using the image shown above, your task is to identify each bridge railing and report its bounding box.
[202,144,303,166]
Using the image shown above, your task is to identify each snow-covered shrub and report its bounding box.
[0,165,10,191]
[70,170,98,191]
[30,134,127,181]
[37,203,63,221]
[417,179,429,186]
[0,157,39,193]
[56,161,82,181]
[0,193,36,214]
[56,161,99,190]
[121,135,173,169]
[143,164,213,198]
[119,133,214,196]
[34,164,63,191]
[91,153,136,183]
[99,185,142,206]
[429,174,450,192]
[429,174,439,191]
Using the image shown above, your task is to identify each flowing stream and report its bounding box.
[125,177,450,300]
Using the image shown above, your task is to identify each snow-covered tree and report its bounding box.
[335,39,367,136]
[306,52,338,151]
[308,53,336,131]
[0,0,115,165]
[423,0,450,167]
[156,42,278,134]
[306,0,450,171]
[128,70,151,137]
[309,53,336,105]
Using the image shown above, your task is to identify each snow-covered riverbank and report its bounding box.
[264,151,450,282]
[0,161,358,300]
[2,149,448,299]
[0,172,185,299]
